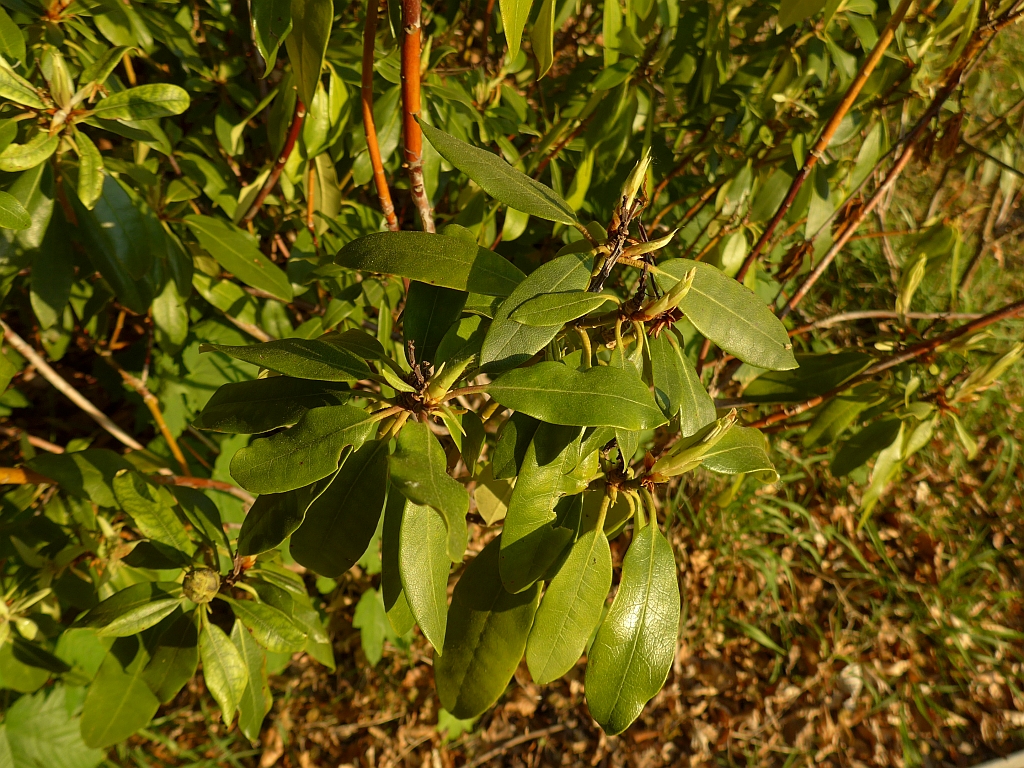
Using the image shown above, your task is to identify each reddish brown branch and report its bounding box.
[240,99,307,225]
[734,0,915,283]
[363,0,400,231]
[400,0,435,232]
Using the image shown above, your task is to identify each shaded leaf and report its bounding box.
[186,215,293,302]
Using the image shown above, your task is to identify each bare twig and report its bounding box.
[305,159,319,246]
[0,320,145,452]
[99,351,191,476]
[788,310,983,335]
[467,725,566,768]
[240,99,307,225]
[735,0,916,282]
[363,0,400,231]
[400,0,435,232]
[0,426,65,454]
[149,474,255,504]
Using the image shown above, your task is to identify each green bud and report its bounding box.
[650,411,736,479]
[183,568,221,604]
[621,148,652,210]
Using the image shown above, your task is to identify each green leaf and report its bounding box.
[396,494,451,652]
[237,483,321,557]
[79,46,131,88]
[499,0,532,60]
[284,0,332,107]
[434,537,541,719]
[3,686,102,768]
[487,362,666,430]
[91,84,190,120]
[492,412,539,480]
[0,189,29,230]
[230,404,377,494]
[352,588,389,665]
[499,423,581,593]
[75,582,183,637]
[290,440,390,577]
[0,642,49,692]
[336,232,525,297]
[141,609,199,703]
[80,638,160,749]
[742,352,873,403]
[389,421,469,562]
[421,122,578,225]
[658,260,797,371]
[778,0,827,28]
[185,215,294,302]
[199,621,247,724]
[585,522,679,735]
[72,131,104,209]
[530,0,555,78]
[381,489,417,636]
[251,0,293,76]
[480,250,594,372]
[231,620,272,742]
[803,384,875,448]
[404,282,467,363]
[222,597,307,653]
[194,377,351,434]
[0,132,59,172]
[201,338,369,381]
[526,526,611,684]
[0,8,26,63]
[112,470,194,561]
[831,417,902,476]
[0,66,44,108]
[509,290,612,326]
[700,426,778,482]
[28,449,131,508]
[647,331,716,436]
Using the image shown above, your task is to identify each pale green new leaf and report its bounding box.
[0,66,45,108]
[509,290,612,326]
[112,470,193,560]
[499,0,532,60]
[199,622,247,724]
[0,133,59,173]
[0,190,30,230]
[699,426,779,482]
[91,84,190,120]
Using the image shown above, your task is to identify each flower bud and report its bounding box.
[183,568,221,604]
[650,411,736,479]
[621,148,652,211]
[639,265,694,318]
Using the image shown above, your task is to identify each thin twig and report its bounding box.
[99,351,191,475]
[305,159,319,246]
[0,320,145,452]
[240,99,307,225]
[400,0,435,232]
[788,310,983,335]
[467,725,566,768]
[735,0,916,282]
[0,426,65,454]
[363,0,400,231]
[149,474,255,504]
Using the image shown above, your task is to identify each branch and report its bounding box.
[363,0,400,231]
[788,310,983,335]
[400,0,435,232]
[0,320,145,452]
[734,0,915,282]
[99,351,191,476]
[239,99,307,225]
[466,726,566,768]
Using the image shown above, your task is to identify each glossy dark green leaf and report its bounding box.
[73,128,104,210]
[530,0,555,78]
[186,215,293,302]
[509,290,612,326]
[499,424,582,593]
[336,232,524,297]
[284,0,334,106]
[585,522,679,735]
[75,582,183,637]
[237,482,321,557]
[831,417,902,476]
[700,426,778,481]
[397,494,451,652]
[0,189,29,229]
[230,404,377,493]
[0,8,25,63]
[526,526,611,684]
[491,412,540,480]
[141,609,199,704]
[389,421,469,562]
[658,259,797,371]
[91,84,190,120]
[194,377,351,434]
[480,250,594,372]
[381,488,416,636]
[199,621,247,724]
[252,0,292,75]
[80,638,160,748]
[222,596,307,653]
[647,331,716,436]
[421,122,577,225]
[201,338,368,381]
[290,440,390,576]
[231,620,272,742]
[404,282,467,363]
[112,470,193,561]
[434,537,541,719]
[488,362,666,430]
[741,352,873,403]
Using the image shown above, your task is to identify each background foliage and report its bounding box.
[1,0,1024,762]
